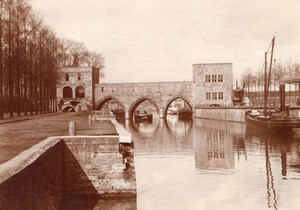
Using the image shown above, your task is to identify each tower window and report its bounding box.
[65,73,69,81]
[205,75,211,82]
[206,92,211,100]
[218,75,223,82]
[63,86,72,98]
[75,86,85,98]
[212,75,217,82]
[212,92,218,99]
[218,92,223,99]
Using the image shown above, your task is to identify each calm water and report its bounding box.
[121,116,300,210]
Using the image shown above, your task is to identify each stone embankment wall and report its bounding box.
[194,107,248,122]
[194,107,300,122]
[0,137,63,210]
[63,137,136,197]
[0,136,136,210]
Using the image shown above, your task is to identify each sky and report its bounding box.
[29,0,300,83]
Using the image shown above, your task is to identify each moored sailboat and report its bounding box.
[245,37,300,131]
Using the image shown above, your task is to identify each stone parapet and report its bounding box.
[111,119,132,144]
[0,123,136,209]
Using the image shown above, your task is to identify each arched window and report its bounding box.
[65,73,69,81]
[63,86,72,98]
[75,86,85,98]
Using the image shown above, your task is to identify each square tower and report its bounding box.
[193,63,233,106]
[56,67,99,111]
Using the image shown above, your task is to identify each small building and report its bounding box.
[193,63,233,107]
[56,67,99,112]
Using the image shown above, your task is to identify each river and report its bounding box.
[1,112,300,210]
[121,116,300,210]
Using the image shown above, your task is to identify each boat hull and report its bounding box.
[178,110,192,120]
[134,112,153,122]
[245,111,300,130]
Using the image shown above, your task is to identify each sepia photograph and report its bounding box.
[0,0,300,209]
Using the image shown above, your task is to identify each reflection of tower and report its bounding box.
[195,126,234,170]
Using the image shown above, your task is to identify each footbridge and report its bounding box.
[94,81,195,119]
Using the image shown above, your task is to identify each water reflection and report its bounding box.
[245,126,300,178]
[123,116,194,155]
[264,137,278,210]
[194,120,236,172]
[120,117,300,210]
[243,126,300,210]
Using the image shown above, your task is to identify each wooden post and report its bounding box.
[88,115,92,125]
[159,108,164,119]
[69,121,76,136]
[279,83,285,111]
[125,111,130,120]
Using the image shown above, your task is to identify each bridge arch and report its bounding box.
[95,95,126,111]
[163,95,193,118]
[62,105,75,112]
[128,97,160,118]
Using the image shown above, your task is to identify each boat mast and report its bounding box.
[263,37,275,116]
[268,37,275,99]
[264,52,268,116]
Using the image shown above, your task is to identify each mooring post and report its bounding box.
[69,121,76,136]
[125,111,130,120]
[159,109,164,119]
[88,115,92,125]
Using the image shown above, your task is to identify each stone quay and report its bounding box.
[0,111,136,210]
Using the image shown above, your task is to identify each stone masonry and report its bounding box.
[0,124,136,210]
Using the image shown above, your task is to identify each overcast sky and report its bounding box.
[30,0,300,83]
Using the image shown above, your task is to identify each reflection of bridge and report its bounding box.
[123,119,194,154]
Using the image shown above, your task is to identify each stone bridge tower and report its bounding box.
[56,67,99,112]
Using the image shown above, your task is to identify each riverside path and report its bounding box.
[0,111,117,164]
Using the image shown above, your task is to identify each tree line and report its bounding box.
[241,60,300,96]
[0,0,105,119]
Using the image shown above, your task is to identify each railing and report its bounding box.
[89,109,115,123]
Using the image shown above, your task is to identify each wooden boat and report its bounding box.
[245,109,300,130]
[111,108,125,121]
[134,110,153,122]
[245,37,300,130]
[177,109,192,119]
[167,107,178,115]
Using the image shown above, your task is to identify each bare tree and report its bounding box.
[0,0,4,119]
[69,41,87,67]
[0,0,105,118]
[57,38,73,67]
[85,51,105,78]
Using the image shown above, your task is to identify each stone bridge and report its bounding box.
[94,81,195,119]
[56,63,233,118]
[93,63,233,119]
